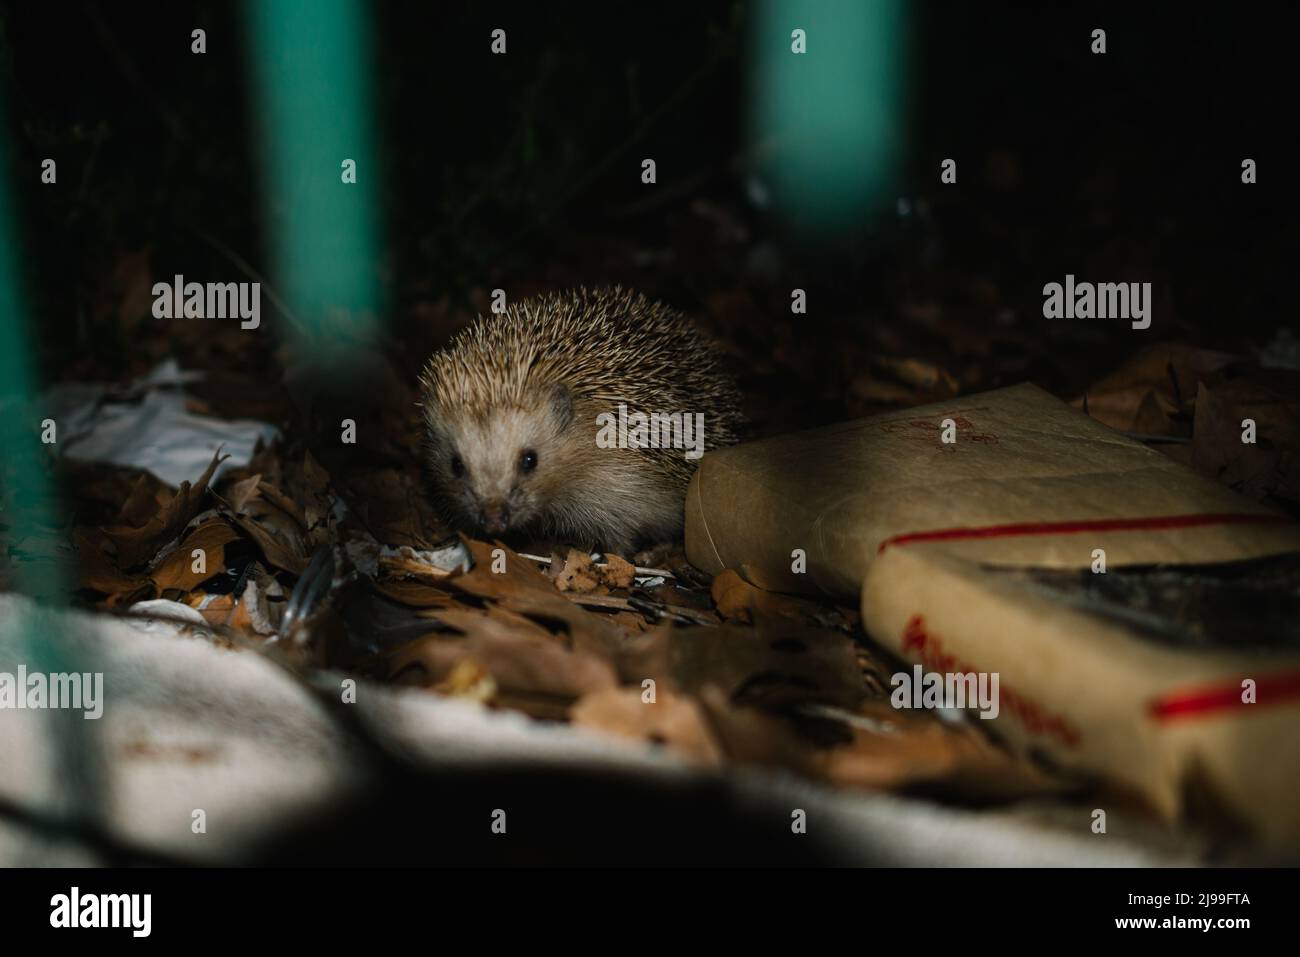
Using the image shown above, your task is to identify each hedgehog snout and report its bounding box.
[478,500,511,535]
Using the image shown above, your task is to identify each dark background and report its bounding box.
[0,0,1295,430]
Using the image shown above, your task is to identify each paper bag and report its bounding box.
[686,384,1300,841]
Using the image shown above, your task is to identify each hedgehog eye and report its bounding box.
[450,454,465,478]
[519,449,538,472]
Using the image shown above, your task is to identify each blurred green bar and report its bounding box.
[244,0,383,372]
[0,99,100,850]
[0,107,65,602]
[751,0,907,232]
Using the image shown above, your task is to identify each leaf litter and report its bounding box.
[38,401,1069,800]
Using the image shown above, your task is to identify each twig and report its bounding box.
[517,551,676,580]
[559,591,716,626]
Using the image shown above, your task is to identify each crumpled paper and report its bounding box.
[43,359,279,487]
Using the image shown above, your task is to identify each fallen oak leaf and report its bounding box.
[872,355,960,396]
[222,474,263,514]
[103,451,226,568]
[115,474,169,528]
[553,548,601,593]
[711,569,756,623]
[257,481,309,530]
[384,621,618,719]
[224,571,282,637]
[449,538,628,659]
[149,519,240,594]
[377,545,461,583]
[368,577,457,609]
[597,553,636,589]
[72,528,150,604]
[710,569,829,624]
[222,481,312,575]
[1072,343,1237,436]
[344,468,447,548]
[712,566,842,629]
[301,451,337,534]
[1191,379,1295,502]
[667,622,867,713]
[432,604,557,642]
[783,700,1066,798]
[847,372,917,406]
[690,687,1061,798]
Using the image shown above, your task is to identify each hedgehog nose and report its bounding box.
[480,501,511,535]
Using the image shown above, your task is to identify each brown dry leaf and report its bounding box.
[872,355,960,396]
[229,495,310,575]
[103,452,226,568]
[149,520,240,594]
[117,475,168,529]
[597,554,636,589]
[225,586,259,634]
[848,372,917,406]
[377,547,457,583]
[231,512,306,572]
[385,619,618,719]
[1128,387,1183,436]
[570,688,723,766]
[692,689,1061,798]
[711,570,756,622]
[554,548,600,593]
[223,474,263,514]
[301,451,336,535]
[598,619,1062,799]
[710,569,827,625]
[601,624,673,685]
[1074,343,1237,435]
[224,578,269,636]
[216,566,283,637]
[433,604,557,642]
[603,620,864,715]
[666,623,867,712]
[223,439,283,490]
[449,539,627,660]
[609,610,653,633]
[62,462,167,528]
[72,528,149,603]
[346,468,447,547]
[369,577,457,609]
[194,593,235,627]
[693,686,844,773]
[1191,378,1300,503]
[810,700,1063,797]
[258,482,309,529]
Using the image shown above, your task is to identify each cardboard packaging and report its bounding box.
[686,383,1300,842]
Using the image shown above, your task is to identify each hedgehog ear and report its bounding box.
[545,382,574,430]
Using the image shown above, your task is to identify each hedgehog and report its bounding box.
[417,286,744,556]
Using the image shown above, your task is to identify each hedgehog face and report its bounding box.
[423,383,576,540]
